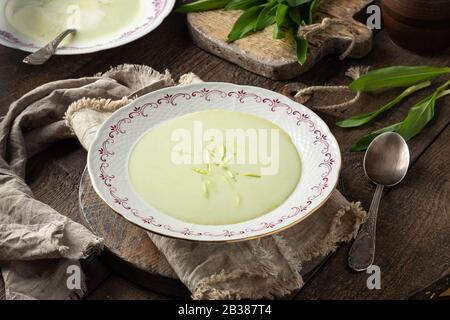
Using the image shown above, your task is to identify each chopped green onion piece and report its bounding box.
[242,173,261,178]
[202,181,209,198]
[193,168,209,175]
[221,144,226,160]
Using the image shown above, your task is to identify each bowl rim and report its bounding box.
[0,0,175,55]
[87,82,342,242]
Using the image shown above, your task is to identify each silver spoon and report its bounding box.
[23,29,76,65]
[348,132,410,271]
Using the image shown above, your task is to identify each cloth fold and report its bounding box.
[0,64,366,300]
[0,65,169,299]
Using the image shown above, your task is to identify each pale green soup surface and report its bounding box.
[128,110,302,225]
[5,0,141,43]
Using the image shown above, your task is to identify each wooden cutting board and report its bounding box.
[187,0,374,80]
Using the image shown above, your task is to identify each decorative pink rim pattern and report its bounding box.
[0,0,173,54]
[94,86,339,239]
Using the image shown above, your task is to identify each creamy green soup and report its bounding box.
[5,0,141,43]
[128,110,302,225]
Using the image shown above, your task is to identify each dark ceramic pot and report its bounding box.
[381,0,450,53]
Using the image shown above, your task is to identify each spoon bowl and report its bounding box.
[364,132,410,186]
[348,132,410,271]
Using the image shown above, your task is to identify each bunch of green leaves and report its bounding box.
[176,0,321,65]
[335,66,450,152]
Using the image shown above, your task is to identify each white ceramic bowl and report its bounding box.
[88,83,341,242]
[0,0,175,54]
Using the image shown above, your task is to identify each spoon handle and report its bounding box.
[348,184,384,271]
[23,29,76,65]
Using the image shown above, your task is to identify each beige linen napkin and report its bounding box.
[0,65,174,299]
[65,65,367,299]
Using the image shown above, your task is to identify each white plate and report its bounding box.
[0,0,175,54]
[88,83,341,242]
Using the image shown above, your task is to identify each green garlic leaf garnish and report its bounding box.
[192,168,209,175]
[226,170,235,179]
[202,181,209,198]
[241,173,261,178]
[236,194,241,207]
[221,144,226,161]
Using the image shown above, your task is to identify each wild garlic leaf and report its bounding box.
[305,0,320,24]
[272,3,290,39]
[396,79,450,140]
[176,0,231,13]
[255,1,278,31]
[350,80,450,152]
[295,35,308,65]
[273,24,284,39]
[286,0,313,7]
[288,6,302,25]
[336,81,431,128]
[350,123,401,152]
[349,65,450,92]
[227,5,265,42]
[225,0,264,11]
[275,3,289,25]
[395,95,436,141]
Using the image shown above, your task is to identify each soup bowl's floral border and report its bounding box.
[0,0,172,54]
[93,85,339,241]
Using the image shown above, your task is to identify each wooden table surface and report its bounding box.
[0,13,449,300]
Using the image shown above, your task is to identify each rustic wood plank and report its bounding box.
[86,274,168,300]
[80,255,111,296]
[296,125,450,299]
[0,12,345,112]
[66,13,345,92]
[409,267,450,300]
[0,49,101,114]
[0,276,5,300]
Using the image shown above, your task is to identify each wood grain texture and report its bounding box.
[187,0,374,79]
[0,10,448,299]
[0,277,5,300]
[409,267,450,300]
[296,126,450,299]
[86,275,169,300]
